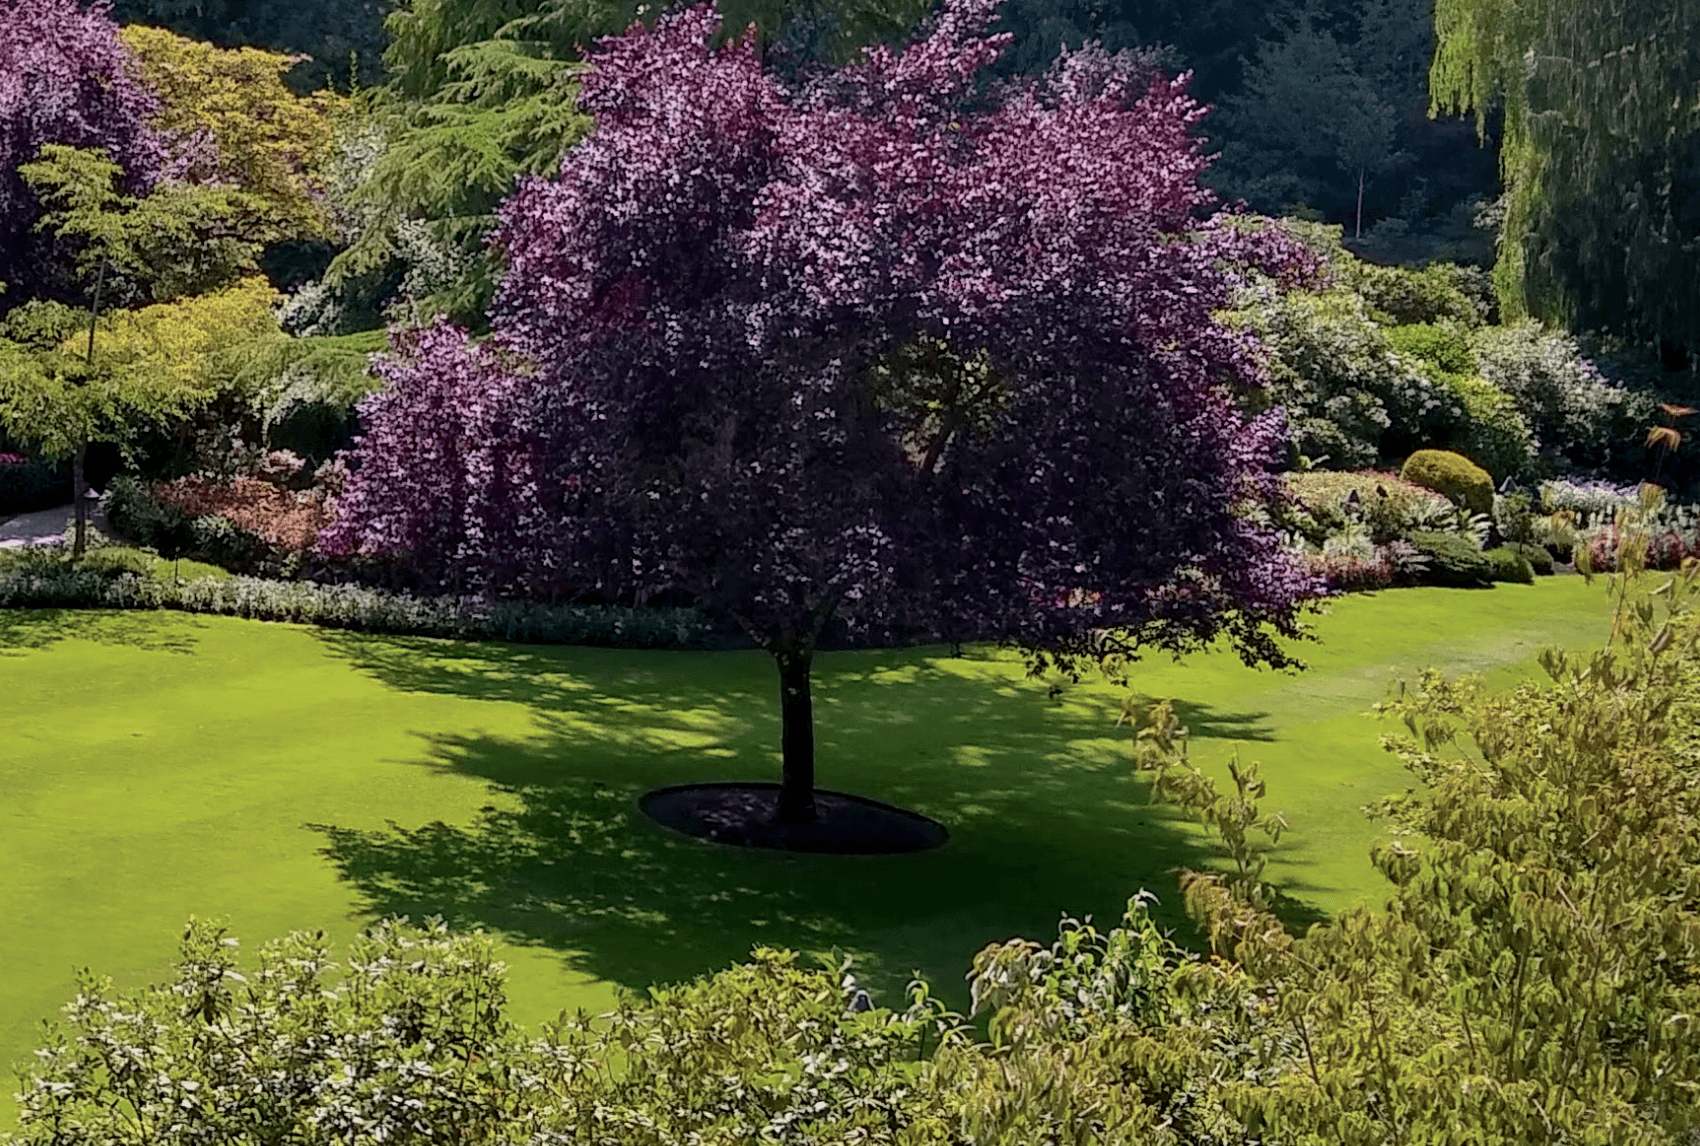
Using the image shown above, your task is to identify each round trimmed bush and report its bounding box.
[1484,544,1536,584]
[1401,449,1494,517]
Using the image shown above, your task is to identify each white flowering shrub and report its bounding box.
[1222,286,1462,468]
[1471,320,1657,471]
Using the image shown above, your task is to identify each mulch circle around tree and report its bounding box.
[639,782,948,855]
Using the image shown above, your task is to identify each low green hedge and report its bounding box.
[0,553,734,649]
[1406,530,1495,587]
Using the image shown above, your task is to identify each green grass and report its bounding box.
[0,578,1619,1128]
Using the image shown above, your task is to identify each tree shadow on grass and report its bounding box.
[308,633,1326,1010]
[0,608,202,657]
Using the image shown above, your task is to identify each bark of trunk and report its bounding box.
[1355,170,1365,240]
[71,443,87,558]
[774,647,817,824]
[1660,339,1692,374]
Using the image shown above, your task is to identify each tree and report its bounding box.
[322,0,1327,826]
[116,26,349,249]
[1430,0,1700,366]
[1206,12,1407,234]
[19,144,272,309]
[304,0,943,331]
[0,278,279,554]
[0,0,169,313]
[105,0,389,94]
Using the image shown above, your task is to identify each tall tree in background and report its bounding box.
[322,0,1327,824]
[1207,12,1406,233]
[1431,0,1700,368]
[105,0,388,93]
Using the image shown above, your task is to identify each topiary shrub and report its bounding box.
[1401,449,1494,517]
[1514,542,1555,576]
[1405,529,1495,586]
[1483,544,1535,583]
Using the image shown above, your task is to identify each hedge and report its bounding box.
[0,555,739,649]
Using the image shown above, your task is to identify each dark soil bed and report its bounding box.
[640,782,948,854]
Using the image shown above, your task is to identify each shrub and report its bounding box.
[1405,529,1495,586]
[1483,544,1535,583]
[1471,319,1656,472]
[0,560,735,647]
[1383,322,1475,374]
[1281,469,1461,551]
[1401,448,1494,516]
[1516,542,1555,575]
[1346,260,1487,329]
[0,453,68,514]
[1306,549,1394,593]
[155,474,330,552]
[1439,373,1537,480]
[1219,288,1460,467]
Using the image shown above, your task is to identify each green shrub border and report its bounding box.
[0,559,745,649]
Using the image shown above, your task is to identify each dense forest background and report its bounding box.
[106,0,1503,291]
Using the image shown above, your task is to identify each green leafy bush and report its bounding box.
[1471,319,1657,473]
[1516,542,1555,575]
[1383,322,1476,374]
[1404,528,1495,586]
[1401,448,1494,516]
[1219,288,1460,468]
[1440,373,1537,480]
[1483,543,1536,583]
[1344,260,1487,329]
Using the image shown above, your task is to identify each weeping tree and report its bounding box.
[1430,0,1700,368]
[321,0,1327,825]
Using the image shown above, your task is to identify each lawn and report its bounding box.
[0,577,1621,1127]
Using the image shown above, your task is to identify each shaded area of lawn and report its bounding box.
[306,632,1299,1006]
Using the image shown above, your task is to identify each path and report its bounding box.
[0,498,109,549]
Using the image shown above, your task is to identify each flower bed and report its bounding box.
[153,475,331,553]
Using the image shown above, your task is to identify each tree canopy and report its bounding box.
[1430,0,1700,362]
[322,0,1327,821]
[0,0,170,311]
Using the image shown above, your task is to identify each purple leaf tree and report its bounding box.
[322,0,1329,828]
[0,0,170,309]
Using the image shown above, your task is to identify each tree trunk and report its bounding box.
[773,647,818,824]
[71,442,87,558]
[1659,339,1692,374]
[1355,170,1366,240]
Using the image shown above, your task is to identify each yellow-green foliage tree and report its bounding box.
[20,144,269,306]
[0,278,280,554]
[117,25,347,250]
